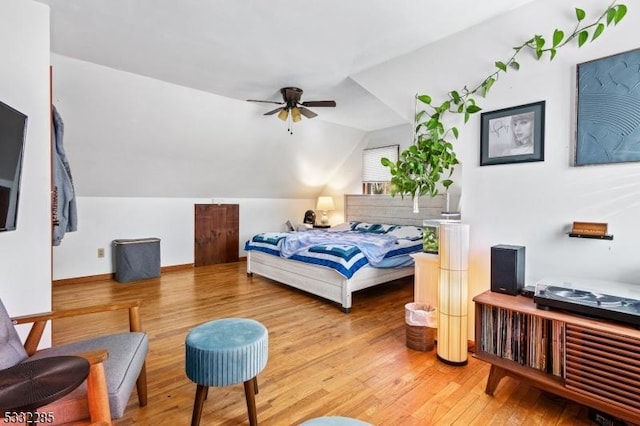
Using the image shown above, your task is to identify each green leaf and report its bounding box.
[578,30,589,47]
[509,61,520,71]
[534,35,545,50]
[481,77,495,97]
[592,23,605,41]
[417,95,432,104]
[451,127,459,139]
[536,49,544,60]
[607,7,616,25]
[549,48,557,61]
[464,111,470,123]
[495,61,507,72]
[552,29,564,47]
[615,5,628,24]
[450,91,461,103]
[575,8,586,21]
[466,105,482,114]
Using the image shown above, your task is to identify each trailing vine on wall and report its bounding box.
[381,1,628,201]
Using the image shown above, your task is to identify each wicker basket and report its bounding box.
[405,324,435,352]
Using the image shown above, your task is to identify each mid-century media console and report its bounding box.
[473,290,640,424]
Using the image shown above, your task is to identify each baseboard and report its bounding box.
[161,263,194,273]
[52,263,194,286]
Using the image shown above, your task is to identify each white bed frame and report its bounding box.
[247,194,445,312]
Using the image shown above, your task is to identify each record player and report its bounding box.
[534,277,640,327]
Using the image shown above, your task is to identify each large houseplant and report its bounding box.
[381,2,627,209]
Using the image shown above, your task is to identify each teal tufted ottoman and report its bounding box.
[185,318,268,426]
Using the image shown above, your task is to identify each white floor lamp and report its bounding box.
[437,222,470,366]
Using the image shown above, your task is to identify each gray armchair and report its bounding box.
[0,298,148,424]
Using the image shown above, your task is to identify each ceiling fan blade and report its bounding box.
[264,107,285,116]
[247,99,284,105]
[298,107,318,119]
[301,100,336,108]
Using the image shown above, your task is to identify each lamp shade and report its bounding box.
[316,196,335,212]
[291,107,302,122]
[277,108,289,121]
[437,222,469,366]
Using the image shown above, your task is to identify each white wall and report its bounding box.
[48,53,368,280]
[0,1,51,333]
[52,196,315,279]
[50,54,366,199]
[344,0,640,334]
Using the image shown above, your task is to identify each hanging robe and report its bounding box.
[52,105,77,246]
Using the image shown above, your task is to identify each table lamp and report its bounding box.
[316,196,335,225]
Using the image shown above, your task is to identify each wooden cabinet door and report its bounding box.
[194,204,239,266]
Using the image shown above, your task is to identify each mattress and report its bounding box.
[244,222,423,279]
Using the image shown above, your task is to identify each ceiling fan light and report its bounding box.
[277,108,289,121]
[291,107,302,122]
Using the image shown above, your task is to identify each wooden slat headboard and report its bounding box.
[344,194,446,226]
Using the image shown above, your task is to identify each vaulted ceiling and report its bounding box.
[37,0,536,132]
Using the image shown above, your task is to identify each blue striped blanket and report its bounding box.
[245,224,423,279]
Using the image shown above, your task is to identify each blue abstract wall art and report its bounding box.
[576,48,640,165]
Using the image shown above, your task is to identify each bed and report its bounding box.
[246,194,446,312]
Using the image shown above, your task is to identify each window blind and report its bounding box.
[362,145,398,182]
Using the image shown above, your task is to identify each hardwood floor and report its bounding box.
[52,261,597,425]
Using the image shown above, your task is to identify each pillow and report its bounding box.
[352,222,395,234]
[327,222,351,232]
[352,222,371,232]
[0,299,29,370]
[388,225,423,241]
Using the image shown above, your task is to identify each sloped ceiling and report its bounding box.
[37,0,536,131]
[37,0,537,199]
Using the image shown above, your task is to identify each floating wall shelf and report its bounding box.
[568,221,612,240]
[568,233,614,240]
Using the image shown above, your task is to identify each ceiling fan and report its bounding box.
[247,87,336,134]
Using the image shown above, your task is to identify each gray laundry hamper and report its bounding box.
[113,238,161,283]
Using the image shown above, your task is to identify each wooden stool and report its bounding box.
[185,318,268,426]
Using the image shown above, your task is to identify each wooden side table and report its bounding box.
[0,356,90,424]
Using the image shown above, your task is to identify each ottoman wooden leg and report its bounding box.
[244,378,258,426]
[191,384,208,426]
[253,376,259,394]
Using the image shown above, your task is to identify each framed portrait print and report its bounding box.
[480,101,545,166]
[575,48,640,166]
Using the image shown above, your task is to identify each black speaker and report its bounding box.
[491,245,525,295]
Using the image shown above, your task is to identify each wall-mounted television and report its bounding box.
[0,99,28,232]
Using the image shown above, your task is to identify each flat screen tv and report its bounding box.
[0,99,28,232]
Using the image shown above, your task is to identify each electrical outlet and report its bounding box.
[97,248,105,258]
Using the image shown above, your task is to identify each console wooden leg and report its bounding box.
[244,378,258,426]
[485,365,507,396]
